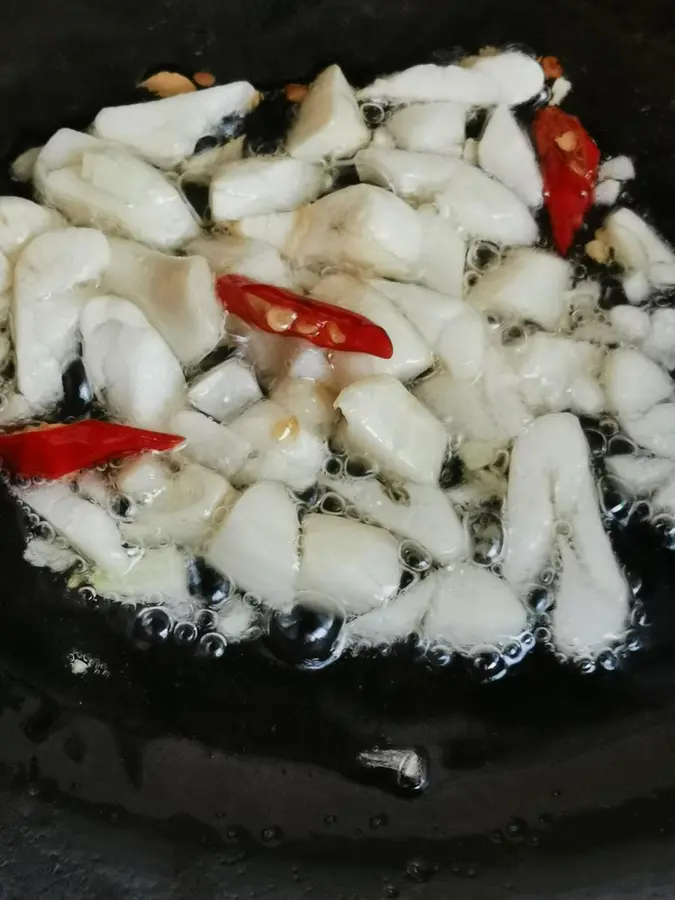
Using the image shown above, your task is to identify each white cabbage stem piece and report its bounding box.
[335,375,448,485]
[121,463,237,548]
[598,156,635,182]
[508,333,604,417]
[18,482,134,576]
[347,575,437,646]
[34,129,200,250]
[502,413,629,658]
[322,474,468,565]
[605,348,675,459]
[116,454,173,503]
[171,409,252,479]
[217,597,259,641]
[311,274,434,386]
[606,454,675,496]
[477,105,543,207]
[187,234,296,288]
[234,184,423,280]
[206,481,300,609]
[414,207,466,295]
[228,399,326,491]
[370,279,465,346]
[384,102,467,157]
[93,546,191,603]
[287,65,370,161]
[210,156,327,222]
[609,305,675,371]
[81,296,186,430]
[102,238,223,366]
[355,148,538,246]
[180,136,245,184]
[0,197,64,261]
[467,248,571,330]
[270,377,337,438]
[12,227,110,408]
[603,208,675,293]
[297,513,401,615]
[94,82,258,169]
[422,565,528,650]
[188,358,262,423]
[358,51,544,106]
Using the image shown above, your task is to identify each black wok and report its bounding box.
[1,0,675,896]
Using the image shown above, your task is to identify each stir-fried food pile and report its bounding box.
[2,49,672,671]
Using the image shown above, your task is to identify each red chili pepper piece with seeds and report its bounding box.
[216,274,394,359]
[0,420,184,480]
[533,106,600,255]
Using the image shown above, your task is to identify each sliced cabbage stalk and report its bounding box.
[76,470,110,508]
[355,146,461,200]
[347,574,437,646]
[414,208,466,296]
[217,597,259,641]
[622,270,651,305]
[642,308,675,371]
[24,537,78,573]
[0,253,11,295]
[297,513,401,615]
[370,279,464,346]
[553,538,629,659]
[435,306,489,381]
[606,454,675,496]
[0,392,35,426]
[0,197,64,261]
[171,409,252,479]
[270,377,337,438]
[228,399,327,491]
[210,156,326,222]
[323,474,467,564]
[604,208,675,273]
[502,414,628,628]
[186,234,296,288]
[116,454,172,503]
[81,296,186,430]
[188,358,262,423]
[235,184,423,280]
[311,274,434,386]
[11,146,42,183]
[358,51,544,106]
[180,137,245,184]
[510,333,604,416]
[206,481,299,609]
[385,102,466,156]
[335,375,448,485]
[13,227,110,408]
[121,464,236,548]
[102,238,223,365]
[92,546,190,604]
[598,156,635,182]
[608,305,650,343]
[653,477,675,514]
[287,64,370,161]
[477,105,542,207]
[423,564,527,650]
[467,248,571,330]
[35,129,200,250]
[94,82,258,168]
[18,482,133,576]
[594,179,621,207]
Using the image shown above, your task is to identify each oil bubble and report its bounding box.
[198,631,227,658]
[135,607,172,643]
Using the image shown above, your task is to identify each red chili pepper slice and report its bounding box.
[216,274,394,360]
[533,106,600,256]
[0,420,184,480]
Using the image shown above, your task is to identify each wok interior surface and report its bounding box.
[2,0,675,895]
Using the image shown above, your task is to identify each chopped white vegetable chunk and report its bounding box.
[622,270,651,305]
[642,308,675,370]
[81,296,186,430]
[93,546,190,603]
[11,147,42,184]
[188,358,262,423]
[94,82,258,168]
[604,208,675,273]
[467,248,571,330]
[206,481,300,609]
[180,137,245,184]
[312,274,434,386]
[116,455,172,503]
[599,156,635,182]
[323,475,468,564]
[102,238,223,366]
[478,105,542,207]
[18,482,133,576]
[359,51,543,107]
[385,102,466,156]
[369,279,464,346]
[414,208,466,295]
[347,575,436,645]
[335,375,448,484]
[298,514,401,615]
[35,129,199,250]
[608,305,650,343]
[171,409,252,479]
[186,234,296,289]
[648,263,675,287]
[217,597,259,641]
[606,454,675,496]
[271,377,337,438]
[549,76,572,106]
[13,227,110,408]
[594,179,621,206]
[0,197,64,261]
[121,464,236,548]
[210,156,326,221]
[423,565,527,649]
[228,399,326,491]
[287,65,370,161]
[24,537,78,573]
